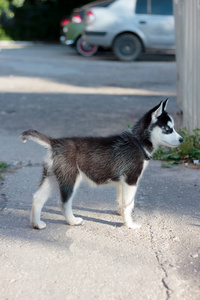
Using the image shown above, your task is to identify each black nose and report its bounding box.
[179,137,183,143]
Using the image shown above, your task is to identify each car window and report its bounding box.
[135,0,173,15]
[135,0,148,14]
[151,0,173,15]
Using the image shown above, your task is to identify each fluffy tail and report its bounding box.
[20,130,51,149]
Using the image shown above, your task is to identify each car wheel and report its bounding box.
[76,36,98,57]
[113,34,142,61]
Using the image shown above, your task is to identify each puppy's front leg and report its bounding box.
[116,183,123,215]
[122,182,140,229]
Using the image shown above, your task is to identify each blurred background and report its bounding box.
[0,0,199,130]
[0,0,93,41]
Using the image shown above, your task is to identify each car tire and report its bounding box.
[76,36,98,57]
[113,34,142,61]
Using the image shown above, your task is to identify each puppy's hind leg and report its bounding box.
[31,175,57,229]
[59,175,83,226]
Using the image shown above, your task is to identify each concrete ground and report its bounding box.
[0,43,199,300]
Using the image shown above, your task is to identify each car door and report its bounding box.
[134,0,175,49]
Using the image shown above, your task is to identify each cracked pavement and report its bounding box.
[0,43,200,300]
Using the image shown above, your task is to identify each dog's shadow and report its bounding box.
[76,214,122,227]
[44,206,123,227]
[189,214,200,227]
[74,206,117,215]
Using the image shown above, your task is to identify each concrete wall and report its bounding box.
[173,0,200,131]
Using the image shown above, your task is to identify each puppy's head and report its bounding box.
[149,99,183,148]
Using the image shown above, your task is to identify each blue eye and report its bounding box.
[163,126,173,134]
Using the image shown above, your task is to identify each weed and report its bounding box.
[0,162,7,178]
[153,128,200,167]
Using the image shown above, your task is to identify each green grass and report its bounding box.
[0,162,7,177]
[153,128,200,167]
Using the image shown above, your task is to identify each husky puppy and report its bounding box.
[20,99,183,229]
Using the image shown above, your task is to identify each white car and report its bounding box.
[83,0,175,61]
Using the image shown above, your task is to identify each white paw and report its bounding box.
[31,220,47,230]
[69,217,83,226]
[117,209,123,216]
[125,222,141,229]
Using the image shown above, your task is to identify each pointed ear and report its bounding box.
[162,98,169,111]
[151,101,163,123]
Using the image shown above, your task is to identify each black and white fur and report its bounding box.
[20,99,183,229]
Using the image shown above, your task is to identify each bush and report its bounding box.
[0,0,95,41]
[2,4,60,41]
[0,24,12,39]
